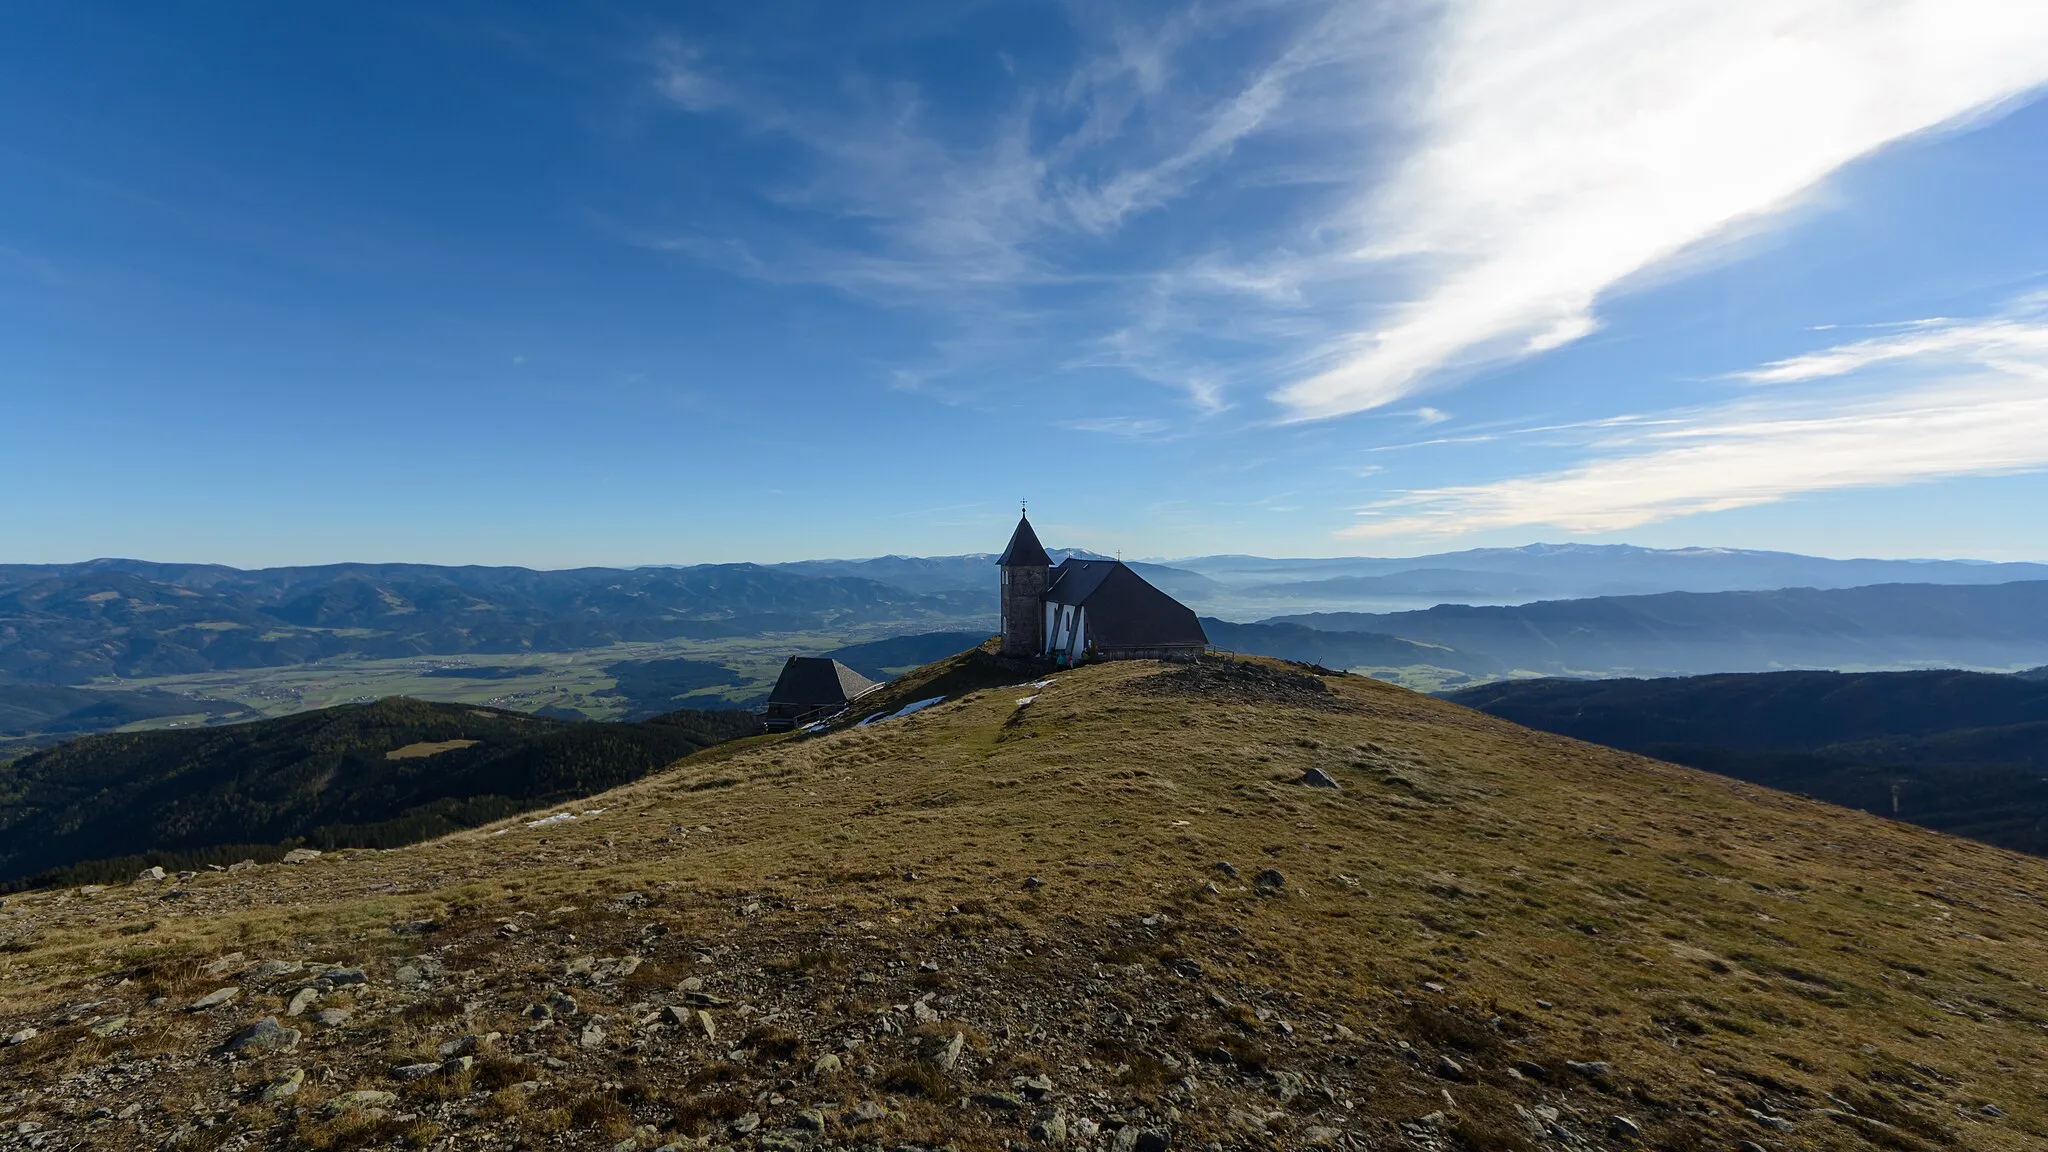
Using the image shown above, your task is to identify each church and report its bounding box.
[997,511,1208,664]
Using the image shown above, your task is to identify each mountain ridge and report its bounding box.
[1267,580,2048,675]
[1,653,2042,1149]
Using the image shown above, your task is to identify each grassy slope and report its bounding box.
[0,656,2043,1150]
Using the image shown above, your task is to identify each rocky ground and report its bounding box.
[3,654,2042,1151]
[1,862,1703,1152]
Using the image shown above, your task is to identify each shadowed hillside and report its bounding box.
[1448,670,2048,855]
[0,699,755,889]
[1,656,2043,1150]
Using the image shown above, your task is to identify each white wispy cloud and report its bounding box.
[1274,0,2048,419]
[1060,416,1173,440]
[639,3,2048,424]
[1342,301,2048,538]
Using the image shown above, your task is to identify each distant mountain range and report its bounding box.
[1175,542,2048,605]
[1448,670,2048,857]
[769,542,2048,615]
[1269,581,2048,676]
[0,559,986,684]
[1198,618,1498,679]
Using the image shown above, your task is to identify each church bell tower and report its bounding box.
[996,509,1051,657]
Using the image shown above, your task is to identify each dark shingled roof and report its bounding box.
[767,657,880,708]
[996,514,1052,567]
[1043,559,1208,650]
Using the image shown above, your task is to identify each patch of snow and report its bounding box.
[862,696,947,725]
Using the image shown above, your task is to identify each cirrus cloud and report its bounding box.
[1275,0,2048,419]
[1342,299,2048,538]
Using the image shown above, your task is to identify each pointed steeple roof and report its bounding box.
[996,512,1051,567]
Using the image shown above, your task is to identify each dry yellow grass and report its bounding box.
[383,739,482,760]
[2,653,2044,1150]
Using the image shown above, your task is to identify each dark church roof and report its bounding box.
[996,513,1052,567]
[1043,559,1208,650]
[767,657,880,708]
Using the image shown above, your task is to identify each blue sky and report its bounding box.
[4,1,2048,567]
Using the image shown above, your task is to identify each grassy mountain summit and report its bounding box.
[1,654,2042,1149]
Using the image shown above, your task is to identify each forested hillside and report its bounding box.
[0,698,756,889]
[1449,669,2048,854]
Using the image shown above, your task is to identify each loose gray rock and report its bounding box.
[579,1022,606,1048]
[316,967,366,988]
[1565,1060,1612,1078]
[1298,768,1341,789]
[394,965,422,986]
[974,1092,1026,1111]
[248,959,303,980]
[4,1028,35,1046]
[439,1033,491,1058]
[285,988,320,1017]
[281,848,321,864]
[731,1112,761,1134]
[1032,1111,1069,1144]
[810,1052,842,1079]
[1434,1055,1465,1081]
[259,1068,304,1101]
[189,987,241,1011]
[849,1100,888,1124]
[391,1062,442,1082]
[1607,1116,1641,1141]
[1745,1109,1795,1132]
[223,1017,300,1054]
[135,866,166,882]
[1253,868,1286,890]
[312,1008,352,1027]
[87,1014,129,1037]
[323,1089,396,1113]
[936,1031,966,1069]
[795,1109,827,1131]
